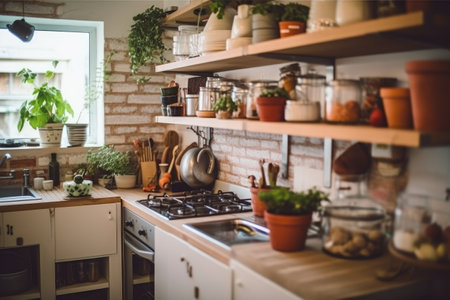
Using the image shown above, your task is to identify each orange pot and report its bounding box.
[405,60,450,131]
[256,97,287,122]
[264,211,312,252]
[380,87,412,129]
[250,187,269,217]
[279,21,306,38]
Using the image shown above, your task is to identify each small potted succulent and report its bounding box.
[259,187,329,251]
[17,60,74,147]
[213,95,238,119]
[256,87,289,121]
[278,3,309,37]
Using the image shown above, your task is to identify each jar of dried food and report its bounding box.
[325,79,361,123]
[231,83,248,118]
[246,80,278,119]
[279,63,301,99]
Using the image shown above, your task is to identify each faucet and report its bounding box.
[23,169,30,187]
[0,152,15,180]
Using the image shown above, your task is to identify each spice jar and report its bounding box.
[325,79,361,123]
[246,80,278,119]
[231,83,248,119]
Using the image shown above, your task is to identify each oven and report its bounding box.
[123,208,155,300]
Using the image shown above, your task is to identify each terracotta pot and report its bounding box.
[256,97,287,122]
[264,211,312,251]
[215,110,232,119]
[250,187,269,217]
[405,60,450,131]
[380,87,413,129]
[279,21,306,38]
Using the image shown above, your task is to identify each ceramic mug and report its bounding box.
[34,177,44,190]
[231,15,252,38]
[43,180,54,191]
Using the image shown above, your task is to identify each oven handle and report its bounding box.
[124,231,155,262]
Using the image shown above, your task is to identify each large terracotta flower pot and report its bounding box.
[256,97,288,122]
[279,21,306,38]
[380,87,412,129]
[405,60,450,131]
[250,187,269,217]
[264,211,312,252]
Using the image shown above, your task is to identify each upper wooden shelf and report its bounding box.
[163,0,211,28]
[156,11,450,74]
[155,116,450,147]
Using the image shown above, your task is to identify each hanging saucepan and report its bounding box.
[180,146,217,188]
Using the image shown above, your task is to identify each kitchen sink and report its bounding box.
[183,218,270,250]
[0,185,42,202]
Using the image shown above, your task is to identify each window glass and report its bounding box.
[0,17,104,146]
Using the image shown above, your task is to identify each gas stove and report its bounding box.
[138,190,252,220]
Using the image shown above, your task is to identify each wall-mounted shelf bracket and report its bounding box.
[281,134,290,179]
[323,138,333,188]
[188,126,213,147]
[256,53,335,66]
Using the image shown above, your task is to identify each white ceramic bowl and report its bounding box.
[285,100,320,122]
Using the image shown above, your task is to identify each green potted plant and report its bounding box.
[87,145,137,188]
[278,3,309,37]
[259,187,329,251]
[128,5,168,83]
[256,87,289,121]
[213,95,238,119]
[17,60,74,147]
[250,1,284,43]
[66,51,115,147]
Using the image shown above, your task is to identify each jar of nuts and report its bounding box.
[325,79,362,123]
[322,196,386,259]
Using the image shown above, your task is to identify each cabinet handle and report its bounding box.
[194,286,199,299]
[6,224,13,235]
[49,208,55,216]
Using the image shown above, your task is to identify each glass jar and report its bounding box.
[198,87,219,112]
[325,79,361,123]
[279,63,301,99]
[360,77,397,124]
[176,25,199,61]
[246,80,278,119]
[231,83,248,119]
[296,69,326,119]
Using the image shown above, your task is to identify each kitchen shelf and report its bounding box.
[55,278,109,296]
[163,0,210,28]
[133,274,154,285]
[0,287,40,300]
[156,116,450,147]
[156,11,450,74]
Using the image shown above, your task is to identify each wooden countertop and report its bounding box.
[0,186,121,212]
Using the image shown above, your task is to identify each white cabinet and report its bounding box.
[155,227,232,300]
[231,260,301,300]
[0,209,54,299]
[55,203,117,260]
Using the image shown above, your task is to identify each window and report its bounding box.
[0,16,104,146]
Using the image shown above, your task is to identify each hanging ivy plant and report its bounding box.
[128,5,168,83]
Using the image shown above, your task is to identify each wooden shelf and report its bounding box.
[133,274,154,285]
[55,278,109,296]
[156,116,450,147]
[156,11,450,74]
[0,287,40,300]
[163,0,210,28]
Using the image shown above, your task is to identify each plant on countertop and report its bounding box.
[88,145,137,176]
[259,187,329,215]
[259,87,289,98]
[128,5,168,83]
[16,60,73,132]
[280,2,309,22]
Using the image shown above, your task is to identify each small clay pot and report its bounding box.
[256,97,288,122]
[279,21,306,38]
[264,211,312,251]
[405,60,450,131]
[380,87,412,129]
[250,187,269,217]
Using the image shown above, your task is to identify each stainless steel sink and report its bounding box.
[183,218,270,250]
[0,185,42,202]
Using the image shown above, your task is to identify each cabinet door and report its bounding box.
[2,209,51,247]
[55,203,117,260]
[231,260,302,300]
[155,227,192,300]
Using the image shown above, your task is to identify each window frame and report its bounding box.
[0,15,104,146]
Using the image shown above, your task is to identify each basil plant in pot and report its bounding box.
[17,60,73,147]
[87,145,137,189]
[259,187,329,251]
[278,2,310,37]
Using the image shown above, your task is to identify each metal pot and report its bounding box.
[0,251,31,296]
[180,147,217,188]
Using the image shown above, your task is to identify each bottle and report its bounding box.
[49,153,60,187]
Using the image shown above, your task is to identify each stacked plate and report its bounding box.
[66,124,88,147]
[198,30,231,54]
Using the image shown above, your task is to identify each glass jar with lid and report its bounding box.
[176,25,199,61]
[246,80,278,119]
[325,79,361,123]
[231,83,248,119]
[322,173,386,259]
[279,63,301,99]
[295,69,326,120]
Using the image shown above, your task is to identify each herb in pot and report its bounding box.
[259,87,289,98]
[213,95,238,112]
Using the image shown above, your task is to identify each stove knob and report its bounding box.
[125,221,134,228]
[138,229,147,237]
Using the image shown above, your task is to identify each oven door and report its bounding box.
[124,231,155,300]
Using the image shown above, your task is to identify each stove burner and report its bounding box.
[138,191,252,220]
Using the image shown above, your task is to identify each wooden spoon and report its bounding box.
[159,145,179,190]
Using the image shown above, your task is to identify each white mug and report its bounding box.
[34,177,44,190]
[43,180,54,191]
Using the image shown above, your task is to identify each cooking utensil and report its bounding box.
[159,145,179,190]
[161,146,171,164]
[175,142,198,181]
[180,146,217,188]
[248,175,256,188]
[259,159,266,188]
